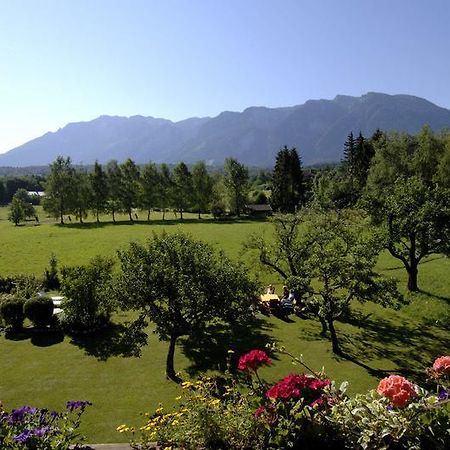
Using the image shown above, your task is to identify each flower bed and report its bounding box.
[120,346,450,449]
[0,399,91,449]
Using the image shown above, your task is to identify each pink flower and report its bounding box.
[432,356,450,376]
[238,350,271,372]
[377,375,416,408]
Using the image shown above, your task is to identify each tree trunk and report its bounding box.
[198,210,201,219]
[319,317,328,336]
[96,210,100,223]
[327,318,342,355]
[79,208,83,224]
[162,209,165,220]
[166,334,181,383]
[60,207,64,225]
[129,210,133,221]
[180,209,183,220]
[147,210,150,221]
[112,209,116,223]
[407,264,419,292]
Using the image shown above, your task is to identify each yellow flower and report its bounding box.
[175,395,182,401]
[163,447,172,450]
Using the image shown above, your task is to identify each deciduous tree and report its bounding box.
[43,156,76,224]
[114,232,258,382]
[223,158,249,217]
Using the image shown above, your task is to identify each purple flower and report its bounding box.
[33,426,52,437]
[66,400,92,411]
[13,430,34,443]
[386,405,394,411]
[8,406,38,425]
[438,389,449,401]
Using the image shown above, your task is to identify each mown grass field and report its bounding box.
[1,206,449,443]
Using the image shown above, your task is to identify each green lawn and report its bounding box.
[1,206,449,443]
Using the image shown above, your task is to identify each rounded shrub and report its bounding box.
[24,296,54,328]
[0,296,25,331]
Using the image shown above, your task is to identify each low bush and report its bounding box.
[0,277,15,294]
[23,296,54,328]
[0,399,91,449]
[12,274,43,299]
[120,347,450,449]
[0,295,25,331]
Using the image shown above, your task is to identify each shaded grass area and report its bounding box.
[1,206,450,442]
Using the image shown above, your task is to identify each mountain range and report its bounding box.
[1,92,450,167]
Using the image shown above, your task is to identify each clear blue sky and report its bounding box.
[1,0,449,153]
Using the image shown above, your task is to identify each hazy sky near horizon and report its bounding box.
[1,0,449,154]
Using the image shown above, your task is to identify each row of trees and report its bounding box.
[42,157,252,224]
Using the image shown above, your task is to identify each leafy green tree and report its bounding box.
[270,146,304,213]
[114,232,258,382]
[12,189,36,219]
[60,256,115,331]
[90,161,109,222]
[120,159,140,221]
[106,160,123,223]
[246,210,403,354]
[365,177,450,291]
[43,156,76,224]
[158,163,173,220]
[8,196,25,226]
[139,162,159,221]
[223,158,249,217]
[172,162,193,220]
[71,170,92,224]
[192,161,214,218]
[364,128,450,291]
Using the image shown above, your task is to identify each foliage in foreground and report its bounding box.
[0,400,91,449]
[121,348,450,450]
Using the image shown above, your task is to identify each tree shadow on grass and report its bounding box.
[68,322,148,361]
[337,312,450,385]
[180,317,277,377]
[56,216,267,229]
[418,289,450,304]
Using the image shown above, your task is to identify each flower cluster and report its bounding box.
[0,400,91,449]
[432,356,450,376]
[377,375,416,407]
[238,349,271,372]
[266,373,330,404]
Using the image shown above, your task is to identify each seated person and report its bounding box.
[280,286,294,308]
[266,284,275,295]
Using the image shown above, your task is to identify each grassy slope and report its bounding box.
[1,207,449,442]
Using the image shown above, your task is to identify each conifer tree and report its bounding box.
[270,146,304,213]
[90,161,108,222]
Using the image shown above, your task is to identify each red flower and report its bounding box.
[254,405,266,417]
[377,375,416,408]
[266,373,330,402]
[432,356,450,376]
[238,350,272,372]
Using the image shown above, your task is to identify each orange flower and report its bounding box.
[377,375,416,408]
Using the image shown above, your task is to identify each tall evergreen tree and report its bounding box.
[270,146,304,213]
[43,156,76,224]
[342,132,356,175]
[90,161,108,222]
[354,132,375,189]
